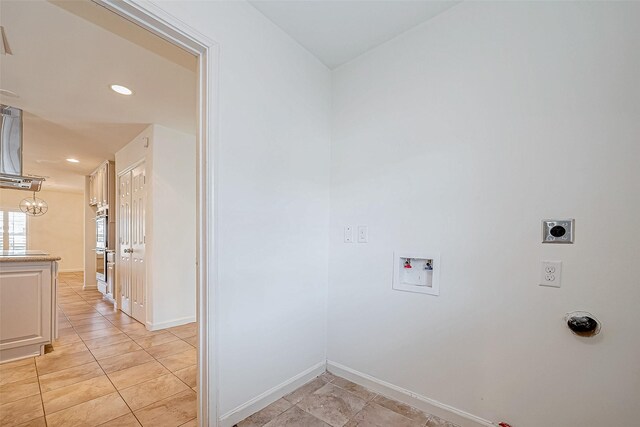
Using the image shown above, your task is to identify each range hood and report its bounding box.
[0,105,44,191]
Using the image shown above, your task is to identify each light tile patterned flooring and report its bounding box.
[237,372,460,427]
[3,272,459,427]
[0,272,198,427]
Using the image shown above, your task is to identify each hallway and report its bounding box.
[0,272,197,427]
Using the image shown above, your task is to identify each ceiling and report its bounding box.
[249,0,460,69]
[0,0,458,192]
[0,0,197,192]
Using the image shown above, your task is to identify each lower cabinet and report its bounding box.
[106,260,115,300]
[98,252,116,303]
[0,261,58,363]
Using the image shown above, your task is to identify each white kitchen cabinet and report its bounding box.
[101,162,110,206]
[88,161,115,211]
[0,259,58,363]
[106,261,115,298]
[97,164,104,207]
[89,173,97,206]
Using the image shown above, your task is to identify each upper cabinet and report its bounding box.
[89,174,96,205]
[89,161,115,213]
[98,163,105,206]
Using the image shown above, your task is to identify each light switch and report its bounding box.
[344,226,354,243]
[357,226,368,243]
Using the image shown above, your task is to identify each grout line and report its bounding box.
[33,348,48,426]
[28,274,198,426]
[60,276,144,426]
[64,274,198,423]
[261,373,425,427]
[38,275,83,425]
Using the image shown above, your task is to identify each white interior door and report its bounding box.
[118,171,132,316]
[131,164,146,323]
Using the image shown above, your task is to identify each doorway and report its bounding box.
[0,0,216,424]
[93,1,217,424]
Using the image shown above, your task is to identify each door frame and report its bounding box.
[95,1,219,425]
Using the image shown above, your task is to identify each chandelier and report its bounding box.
[19,192,48,217]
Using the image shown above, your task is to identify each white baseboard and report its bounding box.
[327,361,495,427]
[146,316,197,331]
[219,361,326,427]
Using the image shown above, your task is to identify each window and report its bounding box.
[0,211,28,252]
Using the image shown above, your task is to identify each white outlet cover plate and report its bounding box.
[393,251,441,296]
[540,260,562,288]
[344,226,354,243]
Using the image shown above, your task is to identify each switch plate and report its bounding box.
[357,226,368,243]
[542,219,574,243]
[344,226,354,243]
[540,261,562,287]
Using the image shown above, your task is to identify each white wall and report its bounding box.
[152,0,332,420]
[116,125,197,329]
[148,125,196,328]
[115,126,149,175]
[0,188,84,271]
[328,2,640,427]
[143,2,640,426]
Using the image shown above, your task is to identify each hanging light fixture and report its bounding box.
[20,192,48,217]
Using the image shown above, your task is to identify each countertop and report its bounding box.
[0,256,61,262]
[0,250,61,263]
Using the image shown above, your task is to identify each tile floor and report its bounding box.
[3,272,458,427]
[237,372,460,427]
[0,272,198,427]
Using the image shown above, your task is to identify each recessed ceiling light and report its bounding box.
[66,158,80,163]
[110,84,133,95]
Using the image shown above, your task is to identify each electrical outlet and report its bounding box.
[542,219,574,243]
[540,261,562,288]
[344,226,354,243]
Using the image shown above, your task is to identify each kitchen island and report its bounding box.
[0,251,60,363]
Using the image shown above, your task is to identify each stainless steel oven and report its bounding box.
[96,214,108,282]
